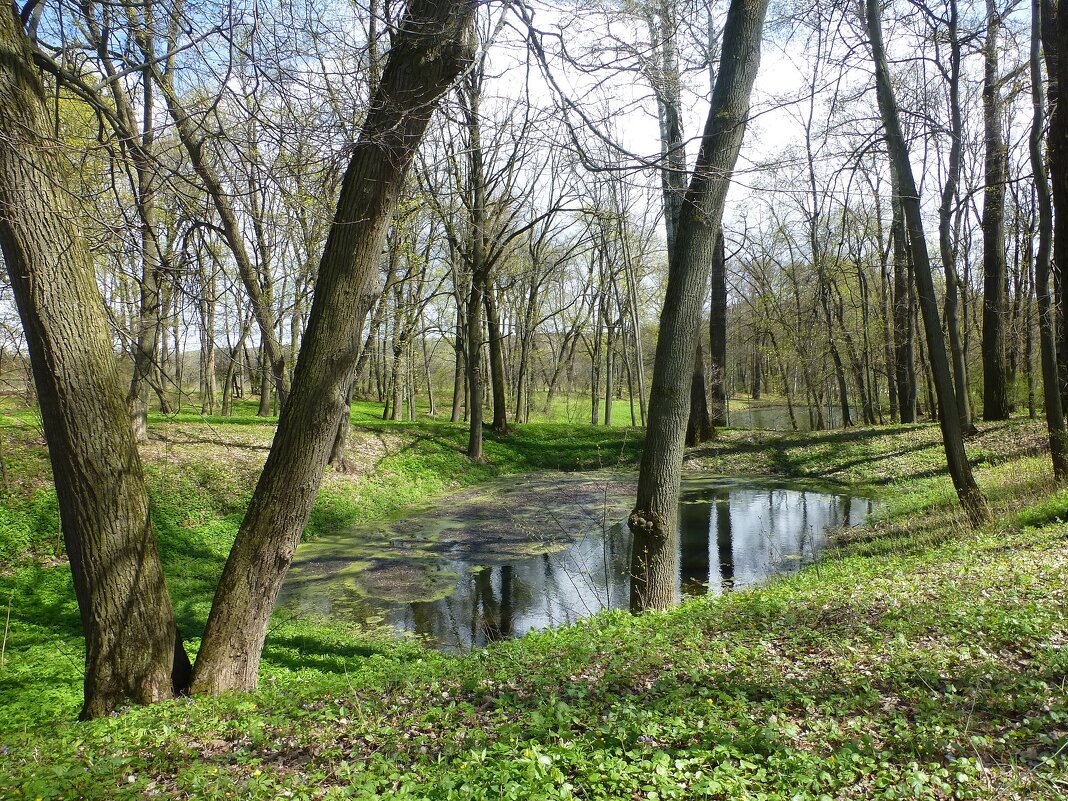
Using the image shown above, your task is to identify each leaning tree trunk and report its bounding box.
[629,0,770,612]
[0,4,189,718]
[1031,0,1068,479]
[189,0,476,694]
[982,0,1011,421]
[864,0,988,525]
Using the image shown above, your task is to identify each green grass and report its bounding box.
[1,401,1067,798]
[0,397,642,730]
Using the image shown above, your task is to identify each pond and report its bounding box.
[280,472,877,650]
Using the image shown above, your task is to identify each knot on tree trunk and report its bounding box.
[628,507,667,540]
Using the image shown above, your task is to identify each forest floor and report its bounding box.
[0,400,1066,799]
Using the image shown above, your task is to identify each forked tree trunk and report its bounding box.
[189,0,476,694]
[629,0,770,612]
[864,0,988,525]
[0,5,189,718]
[1030,0,1068,479]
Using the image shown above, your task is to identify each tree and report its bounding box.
[981,0,1011,420]
[934,0,975,433]
[862,0,988,525]
[189,0,477,693]
[1030,0,1068,478]
[0,2,190,718]
[628,0,770,611]
[1042,3,1068,402]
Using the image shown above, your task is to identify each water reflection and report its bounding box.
[281,473,876,650]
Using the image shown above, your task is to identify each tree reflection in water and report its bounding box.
[281,473,876,650]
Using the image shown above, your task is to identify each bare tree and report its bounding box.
[862,0,988,525]
[628,0,770,611]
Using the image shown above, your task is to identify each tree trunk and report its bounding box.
[485,283,509,432]
[0,5,189,718]
[199,253,218,415]
[451,292,466,423]
[254,343,271,416]
[189,0,476,694]
[686,341,713,446]
[1031,0,1068,478]
[892,184,917,423]
[709,229,729,426]
[629,0,770,611]
[982,0,1011,421]
[1041,1,1068,416]
[864,0,988,524]
[463,69,491,458]
[937,0,975,433]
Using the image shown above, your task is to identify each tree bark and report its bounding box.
[892,188,917,423]
[1031,0,1068,479]
[189,0,476,694]
[709,229,728,426]
[686,342,713,445]
[982,0,1011,421]
[629,0,770,612]
[0,4,188,718]
[485,282,509,432]
[1042,2,1068,414]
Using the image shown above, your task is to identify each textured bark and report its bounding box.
[629,0,770,612]
[0,5,186,717]
[982,0,1011,421]
[1031,0,1068,479]
[190,0,476,694]
[864,0,988,525]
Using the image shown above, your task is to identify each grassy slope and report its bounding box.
[0,398,643,730]
[0,404,1066,798]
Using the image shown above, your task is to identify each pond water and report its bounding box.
[280,472,877,650]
